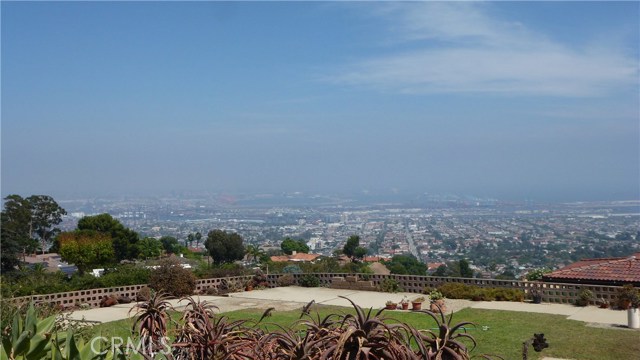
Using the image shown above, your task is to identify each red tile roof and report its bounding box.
[544,252,640,285]
[270,253,321,263]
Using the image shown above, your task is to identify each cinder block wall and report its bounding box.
[5,273,621,309]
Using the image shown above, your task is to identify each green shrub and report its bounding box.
[379,278,403,293]
[197,263,250,278]
[486,287,525,302]
[429,290,444,301]
[298,274,320,287]
[98,265,150,287]
[438,283,525,302]
[438,283,476,299]
[149,258,196,297]
[576,289,594,306]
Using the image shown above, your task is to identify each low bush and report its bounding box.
[98,265,150,287]
[576,289,594,306]
[149,258,196,297]
[298,274,320,287]
[379,278,403,293]
[438,283,475,299]
[196,263,250,279]
[277,273,296,287]
[438,283,524,302]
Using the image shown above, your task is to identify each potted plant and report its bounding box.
[385,300,397,310]
[400,296,409,310]
[616,284,637,310]
[428,290,446,313]
[529,285,543,304]
[618,285,640,329]
[597,298,610,309]
[412,296,425,311]
[245,280,254,291]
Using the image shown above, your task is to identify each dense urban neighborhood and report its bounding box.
[46,193,640,279]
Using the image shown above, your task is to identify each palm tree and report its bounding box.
[245,245,264,264]
[194,232,202,248]
[186,233,195,249]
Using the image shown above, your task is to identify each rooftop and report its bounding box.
[544,252,640,286]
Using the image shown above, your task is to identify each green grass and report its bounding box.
[88,306,640,360]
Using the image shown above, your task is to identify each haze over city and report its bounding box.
[2,1,639,202]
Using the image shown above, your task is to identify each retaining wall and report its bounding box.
[265,273,622,305]
[6,275,253,309]
[5,273,621,309]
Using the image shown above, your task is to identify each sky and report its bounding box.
[2,1,639,202]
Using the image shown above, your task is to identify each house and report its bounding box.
[543,252,640,286]
[23,253,78,276]
[270,251,321,263]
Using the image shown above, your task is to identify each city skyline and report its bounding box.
[2,1,639,202]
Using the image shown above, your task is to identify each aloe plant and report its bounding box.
[172,296,258,360]
[129,290,173,357]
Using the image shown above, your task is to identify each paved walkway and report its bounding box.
[67,287,632,329]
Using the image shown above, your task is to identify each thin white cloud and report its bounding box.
[329,2,638,97]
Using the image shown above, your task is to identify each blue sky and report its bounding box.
[2,1,639,202]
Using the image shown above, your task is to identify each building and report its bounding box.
[543,252,640,286]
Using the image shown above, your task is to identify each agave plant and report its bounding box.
[0,303,58,360]
[407,305,477,360]
[0,302,136,360]
[130,290,173,357]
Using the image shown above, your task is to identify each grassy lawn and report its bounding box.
[88,306,639,360]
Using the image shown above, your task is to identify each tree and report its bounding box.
[187,233,195,248]
[246,244,265,264]
[280,237,309,255]
[343,235,360,258]
[204,230,245,265]
[353,246,368,259]
[1,194,67,272]
[137,237,163,259]
[58,230,115,274]
[459,259,473,278]
[27,195,67,254]
[77,213,139,261]
[160,236,184,254]
[433,264,448,277]
[194,232,202,247]
[384,254,427,276]
[1,195,34,272]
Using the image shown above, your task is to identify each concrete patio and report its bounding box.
[67,286,632,329]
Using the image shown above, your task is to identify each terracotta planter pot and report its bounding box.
[401,302,409,310]
[430,300,446,313]
[385,303,397,310]
[412,302,423,311]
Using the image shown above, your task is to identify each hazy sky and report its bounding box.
[2,1,639,202]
